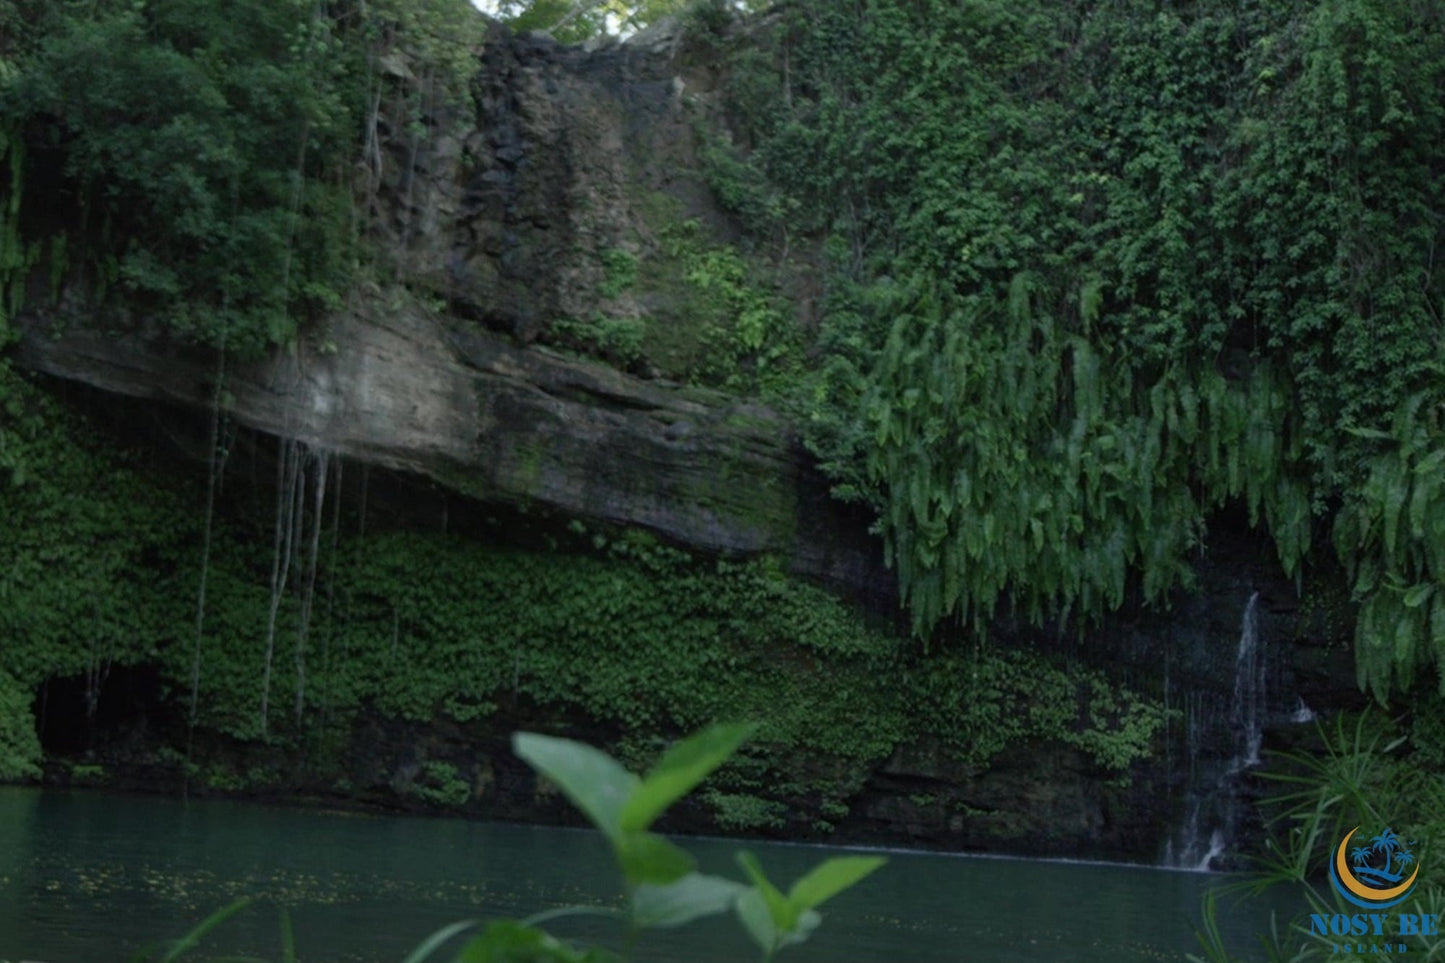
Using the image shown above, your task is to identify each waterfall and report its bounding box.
[1168,592,1265,871]
[1231,593,1264,769]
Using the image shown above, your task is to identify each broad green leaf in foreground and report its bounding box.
[735,889,821,957]
[632,872,748,928]
[737,852,795,932]
[616,829,697,885]
[735,886,781,954]
[512,732,638,839]
[787,856,888,911]
[734,851,885,957]
[620,722,756,832]
[451,920,622,963]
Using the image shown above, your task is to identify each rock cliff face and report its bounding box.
[13,15,1361,862]
[17,299,883,599]
[17,16,884,599]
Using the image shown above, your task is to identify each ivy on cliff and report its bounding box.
[0,363,193,777]
[178,520,1164,785]
[0,367,1164,801]
[718,0,1445,697]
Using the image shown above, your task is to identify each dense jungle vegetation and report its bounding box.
[720,0,1445,700]
[0,0,1443,873]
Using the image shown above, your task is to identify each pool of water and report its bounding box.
[0,787,1301,961]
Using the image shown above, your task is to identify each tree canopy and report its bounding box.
[483,0,716,41]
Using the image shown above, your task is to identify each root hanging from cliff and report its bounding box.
[260,437,303,736]
[189,350,229,734]
[293,448,331,726]
[317,457,343,731]
[185,350,233,798]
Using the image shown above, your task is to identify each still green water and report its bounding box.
[0,787,1297,962]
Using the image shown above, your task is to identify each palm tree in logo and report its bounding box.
[1356,828,1412,885]
[1352,844,1372,868]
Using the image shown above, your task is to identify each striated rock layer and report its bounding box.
[16,14,885,596]
[16,299,885,599]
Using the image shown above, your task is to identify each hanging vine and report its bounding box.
[317,457,344,731]
[293,448,332,726]
[188,349,231,739]
[260,438,302,736]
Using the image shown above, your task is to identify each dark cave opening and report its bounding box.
[33,663,169,757]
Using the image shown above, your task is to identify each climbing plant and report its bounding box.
[720,0,1445,696]
[0,666,41,781]
[0,368,1165,807]
[0,363,194,759]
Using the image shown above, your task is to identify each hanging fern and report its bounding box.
[743,0,1445,697]
[1333,385,1445,698]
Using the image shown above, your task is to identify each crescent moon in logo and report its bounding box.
[1335,826,1420,903]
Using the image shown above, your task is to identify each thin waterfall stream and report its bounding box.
[1167,592,1267,871]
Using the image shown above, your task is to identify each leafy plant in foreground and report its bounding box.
[1189,708,1445,962]
[430,722,886,962]
[127,724,884,962]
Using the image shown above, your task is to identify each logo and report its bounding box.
[1330,826,1421,910]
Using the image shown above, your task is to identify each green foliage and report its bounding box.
[300,528,1159,785]
[1332,389,1445,699]
[549,313,647,367]
[409,760,473,807]
[369,0,488,109]
[733,851,883,962]
[907,647,1168,771]
[703,790,786,831]
[0,666,41,782]
[515,723,752,886]
[718,0,1445,693]
[1190,707,1445,962]
[488,0,724,42]
[657,220,801,395]
[596,248,638,300]
[0,0,488,353]
[445,920,620,963]
[0,358,1164,816]
[2,0,360,352]
[0,363,190,706]
[4,0,1438,702]
[544,225,797,390]
[504,726,879,961]
[68,763,108,785]
[698,128,796,243]
[852,280,1314,636]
